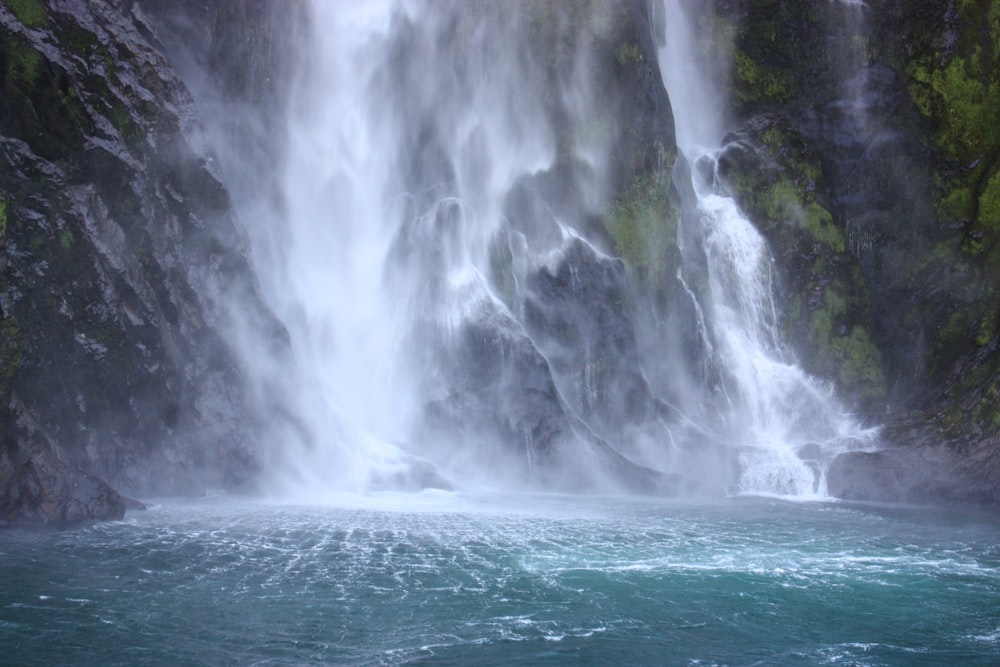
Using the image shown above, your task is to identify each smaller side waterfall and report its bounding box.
[659,0,875,497]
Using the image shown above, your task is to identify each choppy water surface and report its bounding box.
[2,493,999,665]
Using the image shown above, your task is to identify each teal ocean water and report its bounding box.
[2,493,999,665]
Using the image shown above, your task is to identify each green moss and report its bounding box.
[754,176,844,252]
[907,3,1000,259]
[977,167,1000,233]
[972,380,1000,430]
[108,101,143,151]
[734,48,790,104]
[940,184,974,220]
[809,308,832,346]
[824,287,847,318]
[977,310,998,346]
[615,42,642,66]
[927,51,1000,162]
[6,37,44,84]
[830,325,886,404]
[604,168,677,281]
[59,229,74,251]
[936,310,969,352]
[803,201,844,252]
[4,0,50,28]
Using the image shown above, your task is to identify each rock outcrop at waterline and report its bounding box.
[0,0,286,525]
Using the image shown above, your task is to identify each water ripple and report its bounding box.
[1,495,999,665]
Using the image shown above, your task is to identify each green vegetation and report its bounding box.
[974,380,1000,430]
[3,0,50,28]
[808,293,886,405]
[936,311,970,353]
[753,177,845,253]
[6,36,44,85]
[604,168,677,282]
[615,42,642,66]
[906,2,1000,262]
[109,100,143,150]
[59,229,74,251]
[733,48,789,105]
[909,53,1000,164]
[977,310,998,347]
[830,326,885,404]
[977,167,1000,237]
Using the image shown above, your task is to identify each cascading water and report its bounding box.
[238,0,876,500]
[252,1,585,495]
[659,0,875,496]
[10,5,1000,666]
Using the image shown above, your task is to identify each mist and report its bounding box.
[141,0,879,502]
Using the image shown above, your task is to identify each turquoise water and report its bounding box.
[2,493,999,666]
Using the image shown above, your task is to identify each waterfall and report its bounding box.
[230,0,878,499]
[659,0,874,497]
[249,1,594,495]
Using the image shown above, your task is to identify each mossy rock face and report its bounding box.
[704,0,1000,501]
[605,164,679,285]
[717,114,885,411]
[903,0,1000,263]
[712,0,874,115]
[0,0,293,523]
[885,0,1000,447]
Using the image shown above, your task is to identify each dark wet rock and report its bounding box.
[0,445,125,526]
[368,456,454,493]
[416,291,675,495]
[123,496,147,511]
[827,409,1000,506]
[0,400,125,526]
[702,0,1000,504]
[827,448,965,506]
[524,238,655,435]
[796,443,823,461]
[0,0,286,525]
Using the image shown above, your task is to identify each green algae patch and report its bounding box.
[734,48,790,106]
[830,326,886,405]
[906,2,1000,262]
[3,0,50,29]
[605,168,678,283]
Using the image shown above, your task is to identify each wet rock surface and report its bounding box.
[707,0,1000,505]
[0,0,285,524]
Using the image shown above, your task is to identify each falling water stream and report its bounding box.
[659,0,874,497]
[247,0,877,500]
[3,3,998,665]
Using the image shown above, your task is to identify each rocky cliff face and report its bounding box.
[0,0,286,524]
[704,0,1000,504]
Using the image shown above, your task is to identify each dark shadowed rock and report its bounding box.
[0,0,287,524]
[827,448,962,505]
[0,400,124,526]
